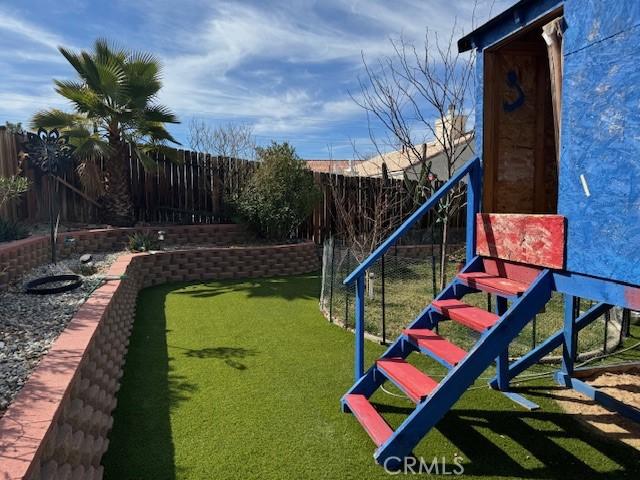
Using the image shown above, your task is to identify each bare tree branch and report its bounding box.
[188,118,256,160]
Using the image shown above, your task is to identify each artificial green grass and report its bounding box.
[103,274,639,480]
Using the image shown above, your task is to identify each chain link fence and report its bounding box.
[320,237,628,361]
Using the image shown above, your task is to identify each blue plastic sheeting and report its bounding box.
[559,1,640,285]
[564,0,640,54]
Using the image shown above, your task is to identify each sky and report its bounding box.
[0,0,515,159]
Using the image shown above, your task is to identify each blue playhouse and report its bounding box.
[341,0,640,466]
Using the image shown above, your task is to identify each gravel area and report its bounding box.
[0,252,122,416]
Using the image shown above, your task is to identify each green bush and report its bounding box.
[0,218,29,242]
[128,231,158,252]
[0,175,30,209]
[232,142,320,240]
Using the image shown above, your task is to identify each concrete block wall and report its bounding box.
[0,242,319,479]
[0,224,251,289]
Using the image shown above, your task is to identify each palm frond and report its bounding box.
[143,104,179,124]
[127,50,160,69]
[93,57,128,101]
[94,38,128,65]
[76,157,105,196]
[72,135,115,160]
[144,122,181,144]
[54,79,102,113]
[79,51,103,94]
[58,46,89,80]
[31,109,84,130]
[133,145,158,171]
[143,143,182,164]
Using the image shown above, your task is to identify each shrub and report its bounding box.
[128,231,158,252]
[0,218,29,242]
[0,175,30,209]
[232,142,320,240]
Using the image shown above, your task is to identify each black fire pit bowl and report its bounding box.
[25,274,83,295]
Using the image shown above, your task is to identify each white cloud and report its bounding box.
[0,0,517,156]
[0,9,67,51]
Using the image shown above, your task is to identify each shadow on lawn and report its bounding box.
[170,344,258,370]
[104,291,195,479]
[172,274,320,302]
[373,399,639,479]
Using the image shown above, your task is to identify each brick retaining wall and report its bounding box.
[0,242,319,479]
[0,224,251,289]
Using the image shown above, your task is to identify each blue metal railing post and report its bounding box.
[355,275,365,380]
[466,158,482,263]
[562,295,578,375]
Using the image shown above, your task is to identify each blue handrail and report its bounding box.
[344,156,481,286]
[346,156,482,380]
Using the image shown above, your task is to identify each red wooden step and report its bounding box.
[432,299,499,332]
[377,358,438,403]
[457,271,529,296]
[343,394,393,447]
[403,329,467,366]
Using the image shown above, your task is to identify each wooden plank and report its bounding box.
[403,328,467,367]
[476,213,565,268]
[533,57,547,213]
[482,51,498,212]
[482,257,542,284]
[343,394,393,447]
[376,358,438,403]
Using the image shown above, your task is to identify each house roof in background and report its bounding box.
[305,160,356,174]
[352,131,475,178]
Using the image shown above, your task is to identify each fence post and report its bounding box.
[329,237,335,323]
[381,254,386,345]
[344,252,350,329]
[355,275,365,381]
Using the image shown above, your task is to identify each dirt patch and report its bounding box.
[554,369,640,450]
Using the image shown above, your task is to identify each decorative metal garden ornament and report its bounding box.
[22,128,76,264]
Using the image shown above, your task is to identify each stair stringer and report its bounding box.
[341,256,484,411]
[374,270,554,466]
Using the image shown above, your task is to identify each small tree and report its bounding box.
[232,142,319,240]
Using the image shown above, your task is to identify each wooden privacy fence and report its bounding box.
[0,127,465,243]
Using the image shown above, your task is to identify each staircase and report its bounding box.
[341,256,554,465]
[340,157,567,466]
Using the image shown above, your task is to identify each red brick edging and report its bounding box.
[0,242,319,479]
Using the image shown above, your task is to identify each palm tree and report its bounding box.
[32,39,180,226]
